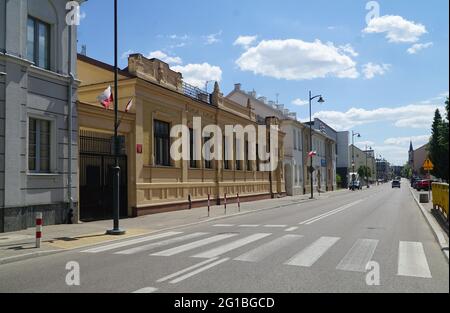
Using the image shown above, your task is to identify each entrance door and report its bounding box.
[79,131,128,221]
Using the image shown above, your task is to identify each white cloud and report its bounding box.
[147,50,183,65]
[355,141,375,148]
[384,135,430,146]
[292,98,309,106]
[313,103,445,131]
[363,15,427,43]
[172,63,222,88]
[407,42,433,54]
[121,49,135,59]
[362,63,391,79]
[233,35,258,49]
[205,31,223,45]
[338,44,359,57]
[169,34,189,41]
[236,39,359,80]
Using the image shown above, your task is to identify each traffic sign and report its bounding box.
[423,159,434,171]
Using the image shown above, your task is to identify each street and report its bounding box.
[0,181,448,293]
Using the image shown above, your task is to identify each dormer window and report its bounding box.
[27,16,50,70]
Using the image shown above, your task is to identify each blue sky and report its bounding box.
[77,0,449,165]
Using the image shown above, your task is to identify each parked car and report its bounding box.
[416,180,431,191]
[392,180,401,188]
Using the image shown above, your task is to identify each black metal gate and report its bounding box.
[79,130,128,221]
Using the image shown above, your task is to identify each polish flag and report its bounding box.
[98,86,113,110]
[125,98,134,113]
[308,151,317,157]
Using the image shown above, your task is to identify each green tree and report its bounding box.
[358,166,372,180]
[428,107,449,181]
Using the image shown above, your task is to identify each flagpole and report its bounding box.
[107,0,125,235]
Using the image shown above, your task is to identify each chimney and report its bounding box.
[234,83,242,91]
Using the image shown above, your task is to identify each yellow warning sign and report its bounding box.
[423,159,434,171]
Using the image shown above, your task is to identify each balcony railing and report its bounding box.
[182,82,211,105]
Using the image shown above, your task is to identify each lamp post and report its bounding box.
[309,91,325,199]
[107,0,125,235]
[351,131,361,188]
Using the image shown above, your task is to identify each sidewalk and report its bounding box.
[409,186,449,261]
[1,190,348,265]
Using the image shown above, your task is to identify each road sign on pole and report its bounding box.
[423,159,434,171]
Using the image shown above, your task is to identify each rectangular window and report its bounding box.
[189,129,197,168]
[293,130,297,150]
[223,135,230,170]
[204,135,213,169]
[154,120,171,166]
[256,144,260,172]
[245,141,251,171]
[27,17,50,70]
[29,118,51,173]
[235,138,242,171]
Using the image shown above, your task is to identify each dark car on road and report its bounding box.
[392,180,401,188]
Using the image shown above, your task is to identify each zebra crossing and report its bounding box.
[81,231,434,279]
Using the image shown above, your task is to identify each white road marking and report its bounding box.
[115,233,208,255]
[264,225,288,228]
[151,233,237,257]
[213,224,234,227]
[286,237,340,267]
[169,258,230,284]
[239,225,260,228]
[285,227,299,232]
[132,287,158,293]
[81,231,183,253]
[235,235,303,262]
[299,199,364,225]
[336,239,379,272]
[398,241,432,278]
[157,258,219,283]
[192,233,272,259]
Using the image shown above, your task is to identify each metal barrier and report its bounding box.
[432,183,449,221]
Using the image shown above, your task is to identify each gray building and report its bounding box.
[0,0,82,232]
[306,118,347,188]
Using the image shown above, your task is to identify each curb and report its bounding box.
[409,187,449,262]
[0,249,64,266]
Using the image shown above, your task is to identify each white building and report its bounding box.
[227,84,305,196]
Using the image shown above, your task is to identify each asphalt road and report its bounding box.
[0,181,448,293]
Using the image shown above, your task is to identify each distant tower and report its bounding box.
[408,141,414,172]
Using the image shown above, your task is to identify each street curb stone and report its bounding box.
[409,186,449,262]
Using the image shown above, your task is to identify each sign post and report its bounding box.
[423,159,434,202]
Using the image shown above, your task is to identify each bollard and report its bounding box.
[237,193,241,212]
[224,193,227,215]
[36,212,43,248]
[188,194,192,210]
[207,194,211,217]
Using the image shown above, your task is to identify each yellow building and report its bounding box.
[77,54,285,221]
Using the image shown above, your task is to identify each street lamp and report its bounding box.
[107,0,126,235]
[309,91,325,199]
[351,131,361,188]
